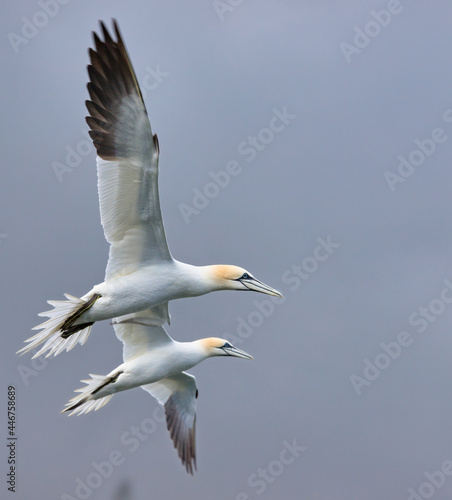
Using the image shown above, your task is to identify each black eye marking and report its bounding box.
[223,342,232,348]
[241,273,250,280]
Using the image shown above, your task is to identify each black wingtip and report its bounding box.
[91,30,102,49]
[113,19,123,45]
[99,20,108,35]
[101,20,114,45]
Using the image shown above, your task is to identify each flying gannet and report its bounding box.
[18,20,281,359]
[62,309,253,474]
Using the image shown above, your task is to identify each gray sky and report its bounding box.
[3,1,452,499]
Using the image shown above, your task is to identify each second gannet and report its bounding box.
[62,310,253,474]
[18,20,282,359]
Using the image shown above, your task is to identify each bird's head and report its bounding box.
[201,338,254,360]
[208,265,283,297]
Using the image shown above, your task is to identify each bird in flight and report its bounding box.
[62,309,253,474]
[18,20,281,359]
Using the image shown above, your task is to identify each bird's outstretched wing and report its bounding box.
[113,310,197,472]
[86,20,171,281]
[142,373,198,474]
[113,305,171,362]
[110,312,198,472]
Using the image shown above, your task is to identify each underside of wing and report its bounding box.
[142,373,197,474]
[113,304,171,361]
[86,20,172,280]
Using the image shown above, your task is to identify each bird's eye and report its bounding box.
[241,273,250,280]
[223,342,232,348]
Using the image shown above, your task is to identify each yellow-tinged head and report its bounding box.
[207,265,283,297]
[201,337,253,360]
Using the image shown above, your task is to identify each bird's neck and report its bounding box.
[173,261,220,296]
[173,340,210,370]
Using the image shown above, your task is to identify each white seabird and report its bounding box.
[18,21,281,359]
[62,309,253,474]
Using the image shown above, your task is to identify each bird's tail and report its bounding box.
[62,374,115,416]
[17,293,100,359]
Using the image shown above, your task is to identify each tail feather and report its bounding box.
[17,294,93,358]
[37,295,85,319]
[62,374,114,416]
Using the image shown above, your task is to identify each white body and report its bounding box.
[79,261,216,324]
[93,341,207,398]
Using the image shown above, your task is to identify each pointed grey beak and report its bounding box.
[240,278,283,298]
[223,345,254,360]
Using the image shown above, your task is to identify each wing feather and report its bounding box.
[86,20,171,280]
[142,373,197,474]
[113,306,171,362]
[113,308,197,473]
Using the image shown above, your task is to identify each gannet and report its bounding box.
[62,310,253,474]
[18,20,281,359]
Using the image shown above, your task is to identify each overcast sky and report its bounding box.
[3,1,452,499]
